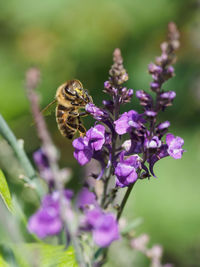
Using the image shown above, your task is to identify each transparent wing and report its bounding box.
[31,99,57,126]
[41,99,57,117]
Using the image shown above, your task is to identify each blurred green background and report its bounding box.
[0,0,200,266]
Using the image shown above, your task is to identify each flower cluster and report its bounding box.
[73,22,184,187]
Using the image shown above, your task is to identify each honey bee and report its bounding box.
[42,80,93,139]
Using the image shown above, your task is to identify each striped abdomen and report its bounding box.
[56,104,86,139]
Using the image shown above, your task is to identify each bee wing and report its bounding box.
[31,99,57,126]
[41,99,57,116]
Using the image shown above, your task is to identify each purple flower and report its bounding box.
[145,136,162,149]
[28,190,73,239]
[104,81,111,89]
[86,125,105,151]
[72,125,106,165]
[86,103,108,120]
[148,63,163,75]
[114,110,144,135]
[150,82,160,91]
[73,137,93,165]
[85,208,119,247]
[136,90,153,108]
[77,187,97,209]
[92,213,119,247]
[166,133,184,159]
[157,121,170,130]
[156,121,170,138]
[115,152,141,187]
[145,110,157,117]
[160,91,176,100]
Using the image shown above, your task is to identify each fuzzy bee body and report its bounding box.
[54,80,92,139]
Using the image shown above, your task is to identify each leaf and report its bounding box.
[12,243,78,267]
[0,169,13,213]
[0,254,9,267]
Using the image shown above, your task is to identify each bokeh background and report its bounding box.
[0,0,200,266]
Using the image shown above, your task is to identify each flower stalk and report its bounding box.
[0,113,44,197]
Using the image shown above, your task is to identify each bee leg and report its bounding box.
[66,116,79,130]
[78,117,86,137]
[79,111,88,117]
[78,124,86,137]
[69,111,79,116]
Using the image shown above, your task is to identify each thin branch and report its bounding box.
[117,181,137,221]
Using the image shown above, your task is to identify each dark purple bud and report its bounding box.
[33,149,49,169]
[136,90,153,108]
[148,63,162,75]
[156,121,170,138]
[167,66,174,75]
[33,149,54,183]
[160,91,176,100]
[102,100,114,107]
[104,81,111,89]
[150,82,160,91]
[157,121,170,130]
[127,89,133,97]
[145,110,157,117]
[102,100,114,113]
[86,103,108,121]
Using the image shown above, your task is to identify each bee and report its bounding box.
[42,80,93,139]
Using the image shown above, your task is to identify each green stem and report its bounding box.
[0,114,44,197]
[117,181,137,221]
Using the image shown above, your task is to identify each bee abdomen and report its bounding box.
[56,105,78,139]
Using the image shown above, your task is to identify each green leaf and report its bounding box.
[0,254,9,267]
[0,169,13,213]
[12,243,78,267]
